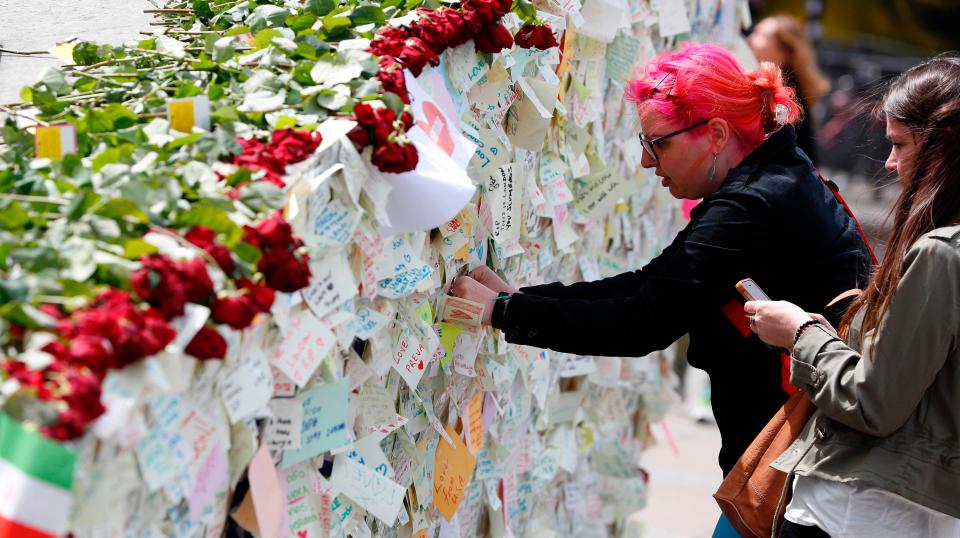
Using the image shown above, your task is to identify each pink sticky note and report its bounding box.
[249,444,285,538]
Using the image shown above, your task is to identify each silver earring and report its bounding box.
[707,153,718,183]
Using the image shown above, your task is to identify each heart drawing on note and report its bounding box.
[416,102,455,157]
[297,531,308,538]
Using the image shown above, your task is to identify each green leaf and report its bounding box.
[212,36,236,63]
[287,13,318,32]
[224,167,253,188]
[0,303,56,330]
[73,77,98,93]
[350,4,386,25]
[322,8,353,34]
[65,189,101,222]
[103,103,138,129]
[0,279,29,303]
[311,53,364,85]
[95,198,149,224]
[167,133,204,149]
[247,5,290,32]
[239,181,286,213]
[137,38,157,50]
[175,84,204,98]
[306,0,337,16]
[72,42,106,65]
[225,25,253,36]
[192,0,216,22]
[122,238,159,260]
[254,28,283,50]
[231,240,261,265]
[274,116,298,129]
[212,106,240,124]
[92,144,135,171]
[176,206,243,245]
[60,153,83,177]
[0,201,29,231]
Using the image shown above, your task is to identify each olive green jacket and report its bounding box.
[772,225,960,519]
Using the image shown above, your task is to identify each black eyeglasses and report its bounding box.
[639,119,710,161]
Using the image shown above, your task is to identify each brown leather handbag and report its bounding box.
[713,388,815,538]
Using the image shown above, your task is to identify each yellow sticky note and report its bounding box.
[34,124,76,160]
[49,42,77,63]
[167,96,211,134]
[432,425,476,521]
[437,322,462,368]
[453,223,472,261]
[168,99,196,133]
[467,391,484,452]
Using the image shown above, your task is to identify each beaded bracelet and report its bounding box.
[793,319,821,347]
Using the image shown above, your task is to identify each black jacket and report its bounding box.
[495,126,872,475]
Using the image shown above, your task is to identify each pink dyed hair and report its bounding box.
[626,43,802,150]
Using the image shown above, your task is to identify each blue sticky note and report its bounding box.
[282,377,351,467]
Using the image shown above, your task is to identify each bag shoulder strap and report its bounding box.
[817,173,880,266]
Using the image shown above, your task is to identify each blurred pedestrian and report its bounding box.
[749,15,831,165]
[746,53,960,537]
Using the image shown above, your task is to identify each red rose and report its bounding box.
[400,111,414,131]
[514,23,559,50]
[347,125,371,152]
[177,257,214,303]
[461,0,509,26]
[63,373,106,421]
[42,408,90,441]
[186,226,235,274]
[372,141,419,173]
[376,63,410,104]
[370,26,409,58]
[271,129,322,164]
[211,295,258,329]
[353,103,377,126]
[474,23,514,53]
[372,108,398,145]
[185,326,227,360]
[69,334,112,376]
[398,37,439,77]
[132,254,187,320]
[263,256,312,292]
[256,212,295,249]
[238,278,276,313]
[459,9,485,34]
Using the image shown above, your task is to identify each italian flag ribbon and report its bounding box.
[0,413,76,538]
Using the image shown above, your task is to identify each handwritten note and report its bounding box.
[265,399,303,450]
[270,311,336,388]
[302,255,357,320]
[187,443,227,518]
[282,377,351,467]
[484,163,520,244]
[330,454,405,525]
[463,391,484,453]
[446,41,489,95]
[220,351,273,423]
[391,328,431,390]
[307,197,360,248]
[575,166,635,220]
[432,425,477,521]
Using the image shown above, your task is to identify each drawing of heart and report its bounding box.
[418,360,424,370]
[416,102,455,156]
[297,531,308,538]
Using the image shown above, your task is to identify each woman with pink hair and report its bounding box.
[451,44,872,533]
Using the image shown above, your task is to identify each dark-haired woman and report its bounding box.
[747,53,960,537]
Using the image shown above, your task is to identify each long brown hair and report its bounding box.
[757,15,831,110]
[840,53,960,345]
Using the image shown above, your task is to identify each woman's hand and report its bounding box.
[743,300,813,350]
[467,266,519,295]
[449,276,498,325]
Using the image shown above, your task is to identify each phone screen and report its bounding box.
[737,279,771,302]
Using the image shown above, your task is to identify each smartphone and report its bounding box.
[736,278,772,302]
